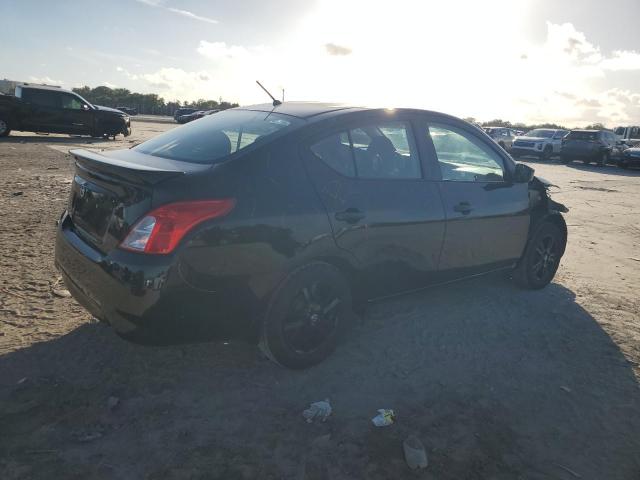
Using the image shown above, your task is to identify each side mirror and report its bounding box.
[514,163,535,183]
[82,104,90,111]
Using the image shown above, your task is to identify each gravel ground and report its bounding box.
[1,122,639,480]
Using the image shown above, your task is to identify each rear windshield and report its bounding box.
[567,131,598,141]
[136,110,303,164]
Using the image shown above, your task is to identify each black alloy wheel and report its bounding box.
[260,262,352,369]
[513,222,564,289]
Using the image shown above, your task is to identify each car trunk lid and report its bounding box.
[67,148,209,253]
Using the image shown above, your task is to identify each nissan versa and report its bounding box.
[55,103,568,369]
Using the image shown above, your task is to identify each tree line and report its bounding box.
[464,117,609,131]
[72,85,239,116]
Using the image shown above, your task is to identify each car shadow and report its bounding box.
[1,277,638,479]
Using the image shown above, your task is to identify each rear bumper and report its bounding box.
[54,211,253,342]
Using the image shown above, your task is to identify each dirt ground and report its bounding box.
[1,120,639,480]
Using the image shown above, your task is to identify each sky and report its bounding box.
[1,0,640,126]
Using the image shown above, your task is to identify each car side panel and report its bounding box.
[168,141,346,333]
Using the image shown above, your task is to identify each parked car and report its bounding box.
[173,108,198,123]
[55,103,568,368]
[511,129,569,160]
[116,106,138,116]
[177,109,220,124]
[483,126,516,151]
[618,146,640,169]
[560,129,618,166]
[0,83,131,138]
[613,125,640,146]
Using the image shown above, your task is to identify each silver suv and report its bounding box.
[483,127,517,151]
[511,129,569,161]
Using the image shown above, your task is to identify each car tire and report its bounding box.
[619,160,629,169]
[0,118,11,137]
[540,146,553,161]
[513,222,564,290]
[259,262,352,369]
[560,155,571,164]
[598,151,609,167]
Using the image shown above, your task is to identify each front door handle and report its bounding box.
[453,202,473,214]
[335,208,366,224]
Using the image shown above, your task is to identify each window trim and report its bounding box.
[425,121,511,184]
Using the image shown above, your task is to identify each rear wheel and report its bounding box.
[259,262,352,369]
[513,222,564,290]
[0,118,11,137]
[598,151,610,167]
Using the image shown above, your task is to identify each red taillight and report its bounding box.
[120,199,235,254]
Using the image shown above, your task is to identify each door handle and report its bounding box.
[453,202,473,214]
[335,208,366,224]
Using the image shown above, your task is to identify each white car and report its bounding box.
[483,127,517,151]
[511,129,569,161]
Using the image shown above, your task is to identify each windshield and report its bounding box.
[135,109,303,164]
[525,129,554,138]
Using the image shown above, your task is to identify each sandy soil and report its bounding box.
[1,120,639,479]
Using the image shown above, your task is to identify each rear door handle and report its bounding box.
[335,208,366,224]
[453,202,473,214]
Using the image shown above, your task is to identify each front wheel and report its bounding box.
[0,118,11,137]
[540,146,553,161]
[259,262,352,369]
[513,222,564,290]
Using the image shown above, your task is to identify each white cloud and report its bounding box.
[197,41,251,60]
[28,76,63,86]
[134,0,217,24]
[119,1,640,125]
[600,50,640,71]
[325,43,352,56]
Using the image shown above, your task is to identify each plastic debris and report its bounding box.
[403,435,428,470]
[303,399,332,423]
[52,288,72,298]
[371,409,395,427]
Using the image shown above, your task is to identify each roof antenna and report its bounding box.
[256,80,282,107]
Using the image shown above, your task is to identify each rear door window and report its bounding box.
[567,131,598,141]
[22,89,59,108]
[309,122,421,180]
[135,110,303,164]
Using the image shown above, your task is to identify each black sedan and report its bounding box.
[55,103,568,368]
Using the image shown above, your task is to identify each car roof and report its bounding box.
[236,101,474,127]
[239,101,365,119]
[18,83,71,93]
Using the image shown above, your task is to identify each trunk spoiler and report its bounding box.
[69,148,209,185]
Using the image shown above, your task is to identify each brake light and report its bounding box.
[120,199,235,254]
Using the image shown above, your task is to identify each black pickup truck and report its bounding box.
[0,84,131,138]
